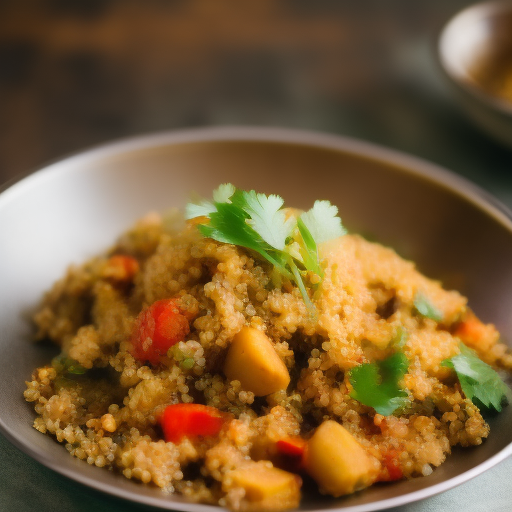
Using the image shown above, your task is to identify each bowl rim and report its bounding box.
[2,125,512,512]
[2,126,512,231]
[437,0,512,117]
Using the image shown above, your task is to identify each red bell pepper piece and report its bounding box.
[161,403,227,444]
[275,437,307,472]
[131,298,190,364]
[276,437,307,458]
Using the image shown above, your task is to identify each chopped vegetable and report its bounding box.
[276,437,307,472]
[160,403,228,444]
[131,298,191,364]
[414,292,443,321]
[223,326,290,396]
[186,185,346,308]
[392,326,408,349]
[103,254,139,282]
[454,312,497,352]
[52,354,87,375]
[379,448,403,482]
[171,343,197,370]
[304,420,375,497]
[349,352,409,416]
[276,437,307,458]
[228,462,302,510]
[441,344,509,414]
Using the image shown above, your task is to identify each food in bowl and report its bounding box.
[24,185,511,511]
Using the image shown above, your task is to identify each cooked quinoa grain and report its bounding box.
[25,209,511,511]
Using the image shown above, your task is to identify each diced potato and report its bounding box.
[223,327,290,396]
[305,420,375,497]
[228,462,301,511]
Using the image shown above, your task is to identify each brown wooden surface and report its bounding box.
[1,0,510,195]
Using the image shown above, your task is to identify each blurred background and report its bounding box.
[0,0,511,203]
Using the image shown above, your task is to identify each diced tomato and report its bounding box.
[275,437,307,472]
[131,298,190,364]
[161,403,227,444]
[105,255,140,282]
[379,449,403,482]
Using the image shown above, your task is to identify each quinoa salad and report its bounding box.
[25,184,512,511]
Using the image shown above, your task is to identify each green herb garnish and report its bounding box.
[414,291,443,321]
[349,352,410,416]
[186,185,346,308]
[392,326,408,349]
[185,183,236,219]
[171,343,197,370]
[441,344,509,414]
[52,354,87,375]
[180,358,195,370]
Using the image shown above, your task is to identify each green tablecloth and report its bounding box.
[2,431,512,512]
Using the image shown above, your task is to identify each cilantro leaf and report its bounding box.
[212,183,236,203]
[185,183,235,220]
[235,190,294,250]
[349,352,410,416]
[295,200,346,279]
[441,344,509,414]
[299,200,346,244]
[52,354,87,375]
[414,292,443,321]
[185,200,216,220]
[199,201,290,276]
[185,185,347,309]
[296,217,322,277]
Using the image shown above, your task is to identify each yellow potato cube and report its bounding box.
[223,327,290,396]
[305,420,375,497]
[228,462,301,511]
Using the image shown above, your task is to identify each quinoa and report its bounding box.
[25,210,511,511]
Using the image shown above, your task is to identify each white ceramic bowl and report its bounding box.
[1,127,512,512]
[438,0,512,148]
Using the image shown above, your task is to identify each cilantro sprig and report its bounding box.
[186,184,346,308]
[441,344,509,414]
[349,352,410,416]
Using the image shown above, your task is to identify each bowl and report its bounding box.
[437,0,512,148]
[1,126,512,512]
